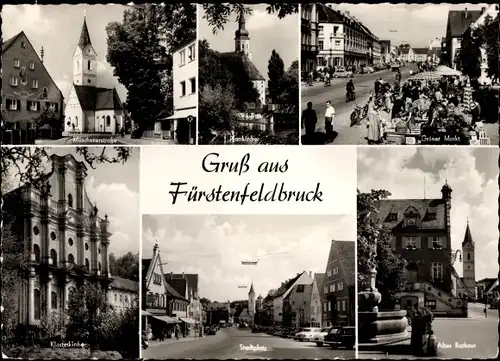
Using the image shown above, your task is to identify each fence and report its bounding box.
[2,129,36,144]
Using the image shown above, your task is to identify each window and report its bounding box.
[51,291,58,309]
[425,299,436,309]
[34,289,41,320]
[33,226,40,235]
[115,294,117,302]
[33,244,41,262]
[431,237,442,249]
[329,284,336,292]
[21,41,26,48]
[98,247,101,254]
[188,44,195,62]
[10,77,19,86]
[88,60,91,70]
[68,194,73,207]
[180,81,186,96]
[68,238,74,246]
[50,249,57,265]
[467,253,470,260]
[324,286,328,294]
[179,49,186,66]
[29,61,35,70]
[426,213,437,221]
[327,302,331,312]
[32,79,39,89]
[318,40,324,50]
[296,285,305,292]
[403,236,419,249]
[190,77,196,94]
[388,213,398,221]
[106,115,111,126]
[319,25,324,32]
[98,262,101,272]
[42,88,48,99]
[28,101,39,111]
[327,269,331,277]
[14,59,20,68]
[68,253,75,263]
[85,258,90,270]
[335,40,341,46]
[85,243,89,251]
[342,300,346,311]
[338,282,343,291]
[336,301,340,310]
[431,262,443,280]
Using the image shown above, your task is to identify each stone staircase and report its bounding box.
[408,282,467,317]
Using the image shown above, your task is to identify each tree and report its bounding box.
[458,28,482,81]
[199,83,237,136]
[1,147,131,192]
[267,50,285,104]
[35,107,60,129]
[482,15,499,81]
[202,3,299,34]
[357,189,407,310]
[109,252,139,281]
[106,4,196,129]
[279,60,299,115]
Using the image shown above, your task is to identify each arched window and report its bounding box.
[106,115,111,126]
[87,60,91,70]
[68,194,73,207]
[85,258,89,270]
[75,116,78,127]
[467,253,470,260]
[68,238,74,246]
[68,253,75,264]
[155,293,159,307]
[50,249,57,266]
[34,289,41,320]
[51,291,58,309]
[33,244,41,262]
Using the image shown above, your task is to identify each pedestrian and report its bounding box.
[470,99,481,126]
[484,305,487,318]
[301,101,318,138]
[175,324,180,340]
[366,96,382,144]
[324,101,335,135]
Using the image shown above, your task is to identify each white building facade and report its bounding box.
[317,22,345,68]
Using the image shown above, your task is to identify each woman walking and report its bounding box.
[366,96,382,144]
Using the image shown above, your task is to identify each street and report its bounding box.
[142,326,355,359]
[301,64,416,145]
[359,302,498,359]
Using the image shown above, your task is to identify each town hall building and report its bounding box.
[64,15,123,134]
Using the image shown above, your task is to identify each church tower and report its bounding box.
[248,282,256,320]
[462,220,476,300]
[235,12,251,59]
[73,13,97,87]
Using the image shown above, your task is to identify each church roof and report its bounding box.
[249,282,255,294]
[74,85,123,111]
[222,52,265,81]
[235,12,249,38]
[462,222,474,247]
[376,198,446,230]
[326,240,355,286]
[78,17,93,49]
[110,276,139,292]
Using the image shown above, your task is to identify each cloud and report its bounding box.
[142,215,355,302]
[86,176,139,257]
[2,5,54,35]
[358,147,498,280]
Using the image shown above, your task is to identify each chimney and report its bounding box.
[464,8,468,19]
[309,271,312,278]
[182,272,185,278]
[481,7,486,14]
[345,11,350,17]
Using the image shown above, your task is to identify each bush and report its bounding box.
[98,307,139,359]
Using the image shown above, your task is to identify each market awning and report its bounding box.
[179,317,197,324]
[163,109,196,121]
[152,315,181,324]
[141,310,153,316]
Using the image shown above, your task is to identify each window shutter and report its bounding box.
[55,103,59,112]
[27,101,32,110]
[427,237,433,249]
[441,236,447,249]
[6,99,11,108]
[415,237,421,249]
[17,100,21,110]
[37,101,41,111]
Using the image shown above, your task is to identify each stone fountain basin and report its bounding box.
[358,310,409,345]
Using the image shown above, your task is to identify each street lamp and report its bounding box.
[187,115,194,144]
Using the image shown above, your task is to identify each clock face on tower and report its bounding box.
[408,218,416,226]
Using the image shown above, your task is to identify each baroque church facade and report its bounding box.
[64,15,123,134]
[3,154,113,325]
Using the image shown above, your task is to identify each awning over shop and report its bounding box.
[141,310,153,316]
[179,317,197,324]
[163,108,196,121]
[152,315,181,324]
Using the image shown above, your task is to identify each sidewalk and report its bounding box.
[122,135,176,145]
[148,335,206,347]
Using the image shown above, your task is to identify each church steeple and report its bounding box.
[78,13,92,50]
[249,282,255,295]
[234,11,251,59]
[462,219,474,247]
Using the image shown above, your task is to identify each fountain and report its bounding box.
[358,241,409,346]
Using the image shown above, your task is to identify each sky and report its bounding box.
[3,147,140,257]
[357,147,499,281]
[333,3,491,48]
[142,215,356,302]
[2,5,129,102]
[199,4,299,81]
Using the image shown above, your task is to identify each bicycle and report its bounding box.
[350,103,368,127]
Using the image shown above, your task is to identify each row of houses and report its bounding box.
[301,4,382,72]
[253,240,355,328]
[141,243,202,340]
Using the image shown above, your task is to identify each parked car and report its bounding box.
[364,66,375,73]
[333,69,353,78]
[238,323,247,328]
[205,326,217,335]
[293,327,322,341]
[314,327,333,346]
[323,326,355,349]
[131,128,143,139]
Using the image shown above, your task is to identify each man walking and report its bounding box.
[301,101,318,138]
[324,101,335,135]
